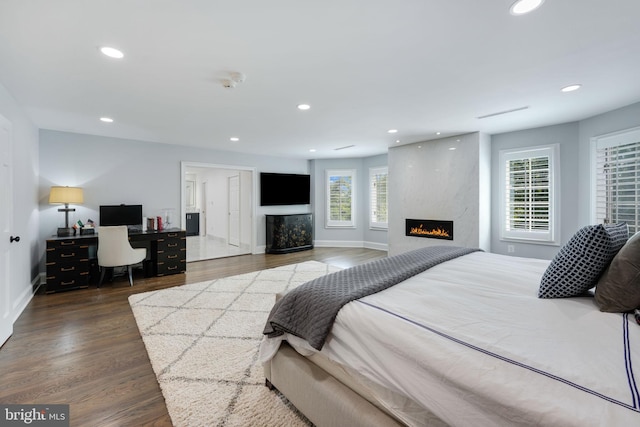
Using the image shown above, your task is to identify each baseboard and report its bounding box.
[313,240,364,248]
[11,275,41,324]
[363,241,388,252]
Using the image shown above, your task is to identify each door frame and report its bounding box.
[180,161,256,255]
[0,113,14,347]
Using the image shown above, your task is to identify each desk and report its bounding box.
[45,228,186,293]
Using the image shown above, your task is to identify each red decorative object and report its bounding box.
[157,215,163,231]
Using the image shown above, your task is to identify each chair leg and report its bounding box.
[98,267,106,288]
[128,265,134,287]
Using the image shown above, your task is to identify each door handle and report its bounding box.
[10,235,20,243]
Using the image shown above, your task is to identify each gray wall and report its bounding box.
[388,132,491,256]
[310,155,388,250]
[577,101,640,226]
[489,101,640,260]
[490,122,580,259]
[38,130,310,267]
[0,82,40,324]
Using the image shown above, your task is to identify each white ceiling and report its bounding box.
[1,0,639,160]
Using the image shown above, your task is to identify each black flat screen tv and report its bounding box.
[260,173,311,206]
[99,204,143,227]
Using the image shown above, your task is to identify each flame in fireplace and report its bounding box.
[409,224,451,238]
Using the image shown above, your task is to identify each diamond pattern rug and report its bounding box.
[129,261,342,427]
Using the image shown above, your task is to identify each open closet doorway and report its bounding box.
[180,162,255,262]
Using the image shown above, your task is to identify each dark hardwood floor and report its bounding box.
[0,247,386,427]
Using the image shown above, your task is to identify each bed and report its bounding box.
[260,225,640,426]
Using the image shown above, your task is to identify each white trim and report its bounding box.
[369,166,388,230]
[325,169,356,228]
[499,144,560,245]
[313,240,364,248]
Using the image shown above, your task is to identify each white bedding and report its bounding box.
[262,251,640,426]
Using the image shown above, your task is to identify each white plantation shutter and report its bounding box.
[593,127,640,235]
[500,145,559,244]
[369,167,388,229]
[326,169,356,227]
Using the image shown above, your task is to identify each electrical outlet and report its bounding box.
[507,245,515,253]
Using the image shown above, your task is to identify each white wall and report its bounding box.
[38,130,309,269]
[388,132,490,256]
[0,83,40,324]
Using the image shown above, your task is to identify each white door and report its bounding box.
[228,175,240,247]
[202,181,208,236]
[0,114,13,347]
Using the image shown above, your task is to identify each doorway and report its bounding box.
[181,162,255,262]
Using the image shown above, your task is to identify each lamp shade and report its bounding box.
[49,186,84,204]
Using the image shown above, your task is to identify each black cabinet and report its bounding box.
[45,238,90,292]
[156,231,187,276]
[266,213,313,254]
[186,213,200,236]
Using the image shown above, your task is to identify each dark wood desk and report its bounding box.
[45,228,186,293]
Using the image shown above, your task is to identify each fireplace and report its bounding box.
[405,219,453,240]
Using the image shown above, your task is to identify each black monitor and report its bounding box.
[99,204,143,227]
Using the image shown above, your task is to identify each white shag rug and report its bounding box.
[129,261,342,427]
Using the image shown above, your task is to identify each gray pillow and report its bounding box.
[538,223,629,298]
[594,232,640,312]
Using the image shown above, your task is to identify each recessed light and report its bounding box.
[99,46,124,59]
[510,0,544,15]
[387,129,398,134]
[561,84,582,92]
[230,137,239,142]
[100,117,113,123]
[297,104,311,110]
[309,149,316,153]
[449,147,457,151]
[436,132,441,135]
[395,140,400,144]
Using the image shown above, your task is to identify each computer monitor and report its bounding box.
[99,204,143,227]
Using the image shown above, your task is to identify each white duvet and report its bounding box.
[262,251,640,426]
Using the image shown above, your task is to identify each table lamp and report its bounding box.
[49,186,84,237]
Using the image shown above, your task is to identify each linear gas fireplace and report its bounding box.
[406,219,454,240]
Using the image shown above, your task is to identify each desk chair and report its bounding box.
[97,226,147,287]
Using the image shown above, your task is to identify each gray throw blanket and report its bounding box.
[263,245,481,350]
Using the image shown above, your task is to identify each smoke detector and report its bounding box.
[221,79,237,89]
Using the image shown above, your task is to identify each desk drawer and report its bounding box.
[156,259,186,276]
[46,239,91,293]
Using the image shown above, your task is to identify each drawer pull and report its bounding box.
[61,280,76,285]
[61,266,75,272]
[168,266,178,270]
[60,253,76,258]
[168,254,178,259]
[168,243,178,248]
[168,233,178,237]
[60,241,76,246]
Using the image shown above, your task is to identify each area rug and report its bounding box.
[129,261,342,427]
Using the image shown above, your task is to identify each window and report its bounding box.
[369,166,388,229]
[499,144,559,244]
[592,127,640,235]
[326,169,356,227]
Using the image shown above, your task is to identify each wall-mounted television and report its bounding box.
[99,204,143,227]
[260,173,311,206]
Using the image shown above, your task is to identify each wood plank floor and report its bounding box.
[0,247,387,427]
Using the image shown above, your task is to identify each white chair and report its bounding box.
[97,226,147,287]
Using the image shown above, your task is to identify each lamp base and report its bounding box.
[57,227,74,237]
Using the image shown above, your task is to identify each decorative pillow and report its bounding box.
[538,223,629,298]
[594,232,640,312]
